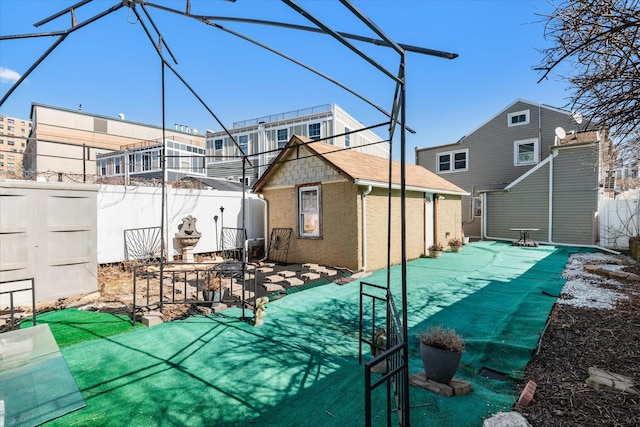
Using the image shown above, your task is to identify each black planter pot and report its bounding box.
[202,289,225,306]
[420,343,462,384]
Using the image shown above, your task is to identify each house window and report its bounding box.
[514,138,539,165]
[238,135,248,153]
[7,141,14,146]
[115,157,121,174]
[437,149,468,173]
[7,118,14,124]
[277,129,288,149]
[214,139,223,150]
[472,196,482,217]
[309,123,321,140]
[344,127,351,147]
[0,154,3,159]
[7,163,13,169]
[508,109,530,126]
[299,185,321,237]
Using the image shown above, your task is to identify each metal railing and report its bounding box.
[232,104,331,128]
[131,262,257,324]
[360,281,410,426]
[0,278,36,331]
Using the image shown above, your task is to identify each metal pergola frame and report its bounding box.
[0,2,457,424]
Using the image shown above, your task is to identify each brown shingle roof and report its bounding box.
[254,135,467,195]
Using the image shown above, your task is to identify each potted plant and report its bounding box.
[417,326,465,384]
[428,243,444,258]
[448,237,463,253]
[201,272,225,306]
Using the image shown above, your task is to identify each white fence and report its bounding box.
[97,185,266,264]
[599,190,640,249]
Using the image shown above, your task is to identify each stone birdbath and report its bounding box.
[175,215,201,263]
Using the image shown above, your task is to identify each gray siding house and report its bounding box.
[483,133,609,246]
[415,99,591,238]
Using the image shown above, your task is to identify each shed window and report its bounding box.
[299,185,321,237]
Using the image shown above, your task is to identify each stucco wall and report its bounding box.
[264,183,433,271]
[434,195,464,249]
[364,188,428,270]
[263,180,361,270]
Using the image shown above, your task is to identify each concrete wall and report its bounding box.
[97,185,265,263]
[0,180,98,305]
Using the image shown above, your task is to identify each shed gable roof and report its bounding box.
[253,135,467,195]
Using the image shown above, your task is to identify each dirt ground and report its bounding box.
[516,260,640,426]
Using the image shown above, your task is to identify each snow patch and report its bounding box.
[558,253,629,309]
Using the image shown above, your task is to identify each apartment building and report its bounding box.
[24,103,204,182]
[205,104,389,185]
[0,114,31,178]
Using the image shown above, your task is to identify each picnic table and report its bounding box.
[510,228,540,247]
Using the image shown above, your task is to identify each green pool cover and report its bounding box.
[26,242,586,426]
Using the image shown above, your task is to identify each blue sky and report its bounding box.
[0,0,572,161]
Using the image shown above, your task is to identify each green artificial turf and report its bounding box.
[21,308,141,347]
[31,242,591,426]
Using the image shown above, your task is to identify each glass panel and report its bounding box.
[518,143,535,163]
[454,152,466,169]
[301,189,317,212]
[302,213,319,235]
[438,154,450,171]
[0,325,86,426]
[309,123,320,140]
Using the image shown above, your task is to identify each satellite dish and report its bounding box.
[572,111,583,124]
[555,127,566,139]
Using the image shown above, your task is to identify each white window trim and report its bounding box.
[298,185,321,237]
[436,148,469,173]
[513,138,539,166]
[508,109,530,127]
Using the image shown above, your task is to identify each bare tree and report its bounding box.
[537,0,640,155]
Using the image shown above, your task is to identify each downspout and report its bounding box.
[361,185,372,272]
[548,150,555,242]
[256,194,269,263]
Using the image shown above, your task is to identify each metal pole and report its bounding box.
[159,37,166,310]
[400,51,410,426]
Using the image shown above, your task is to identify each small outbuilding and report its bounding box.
[252,136,468,271]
